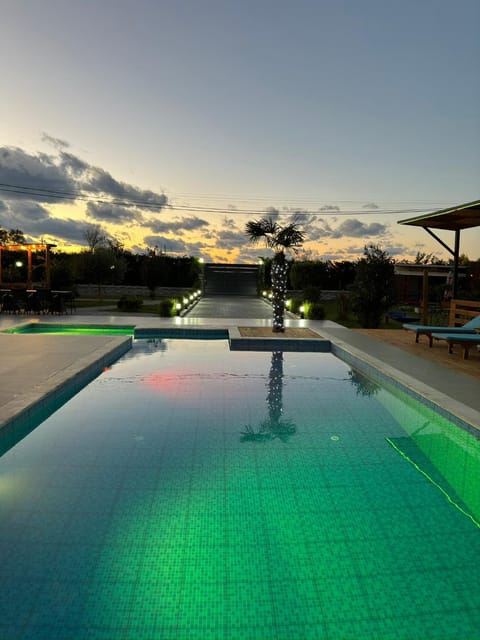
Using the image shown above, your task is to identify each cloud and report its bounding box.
[384,244,410,257]
[41,132,70,151]
[320,205,341,212]
[264,206,280,221]
[304,226,326,242]
[0,145,168,210]
[288,211,316,225]
[8,200,50,222]
[0,143,170,247]
[330,219,387,239]
[143,235,189,254]
[27,216,97,245]
[0,189,89,244]
[215,228,250,250]
[58,152,168,208]
[316,250,351,261]
[147,216,209,234]
[86,202,140,224]
[0,147,77,201]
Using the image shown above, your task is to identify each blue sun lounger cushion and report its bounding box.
[403,315,480,347]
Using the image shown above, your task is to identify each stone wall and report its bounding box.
[287,290,348,301]
[75,284,196,298]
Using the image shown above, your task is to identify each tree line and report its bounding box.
[0,223,201,292]
[2,220,478,329]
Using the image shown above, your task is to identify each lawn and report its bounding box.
[312,299,409,329]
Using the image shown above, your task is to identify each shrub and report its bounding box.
[302,286,322,303]
[288,298,303,314]
[304,302,325,320]
[351,245,395,328]
[158,298,174,317]
[117,295,143,312]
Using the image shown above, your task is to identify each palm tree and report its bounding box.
[245,216,305,332]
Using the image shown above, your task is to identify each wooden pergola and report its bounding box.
[0,243,55,289]
[399,200,480,299]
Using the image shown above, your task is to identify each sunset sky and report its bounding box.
[1,0,479,263]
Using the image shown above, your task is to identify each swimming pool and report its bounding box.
[4,323,231,340]
[0,339,479,640]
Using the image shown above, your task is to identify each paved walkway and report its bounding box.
[184,295,274,319]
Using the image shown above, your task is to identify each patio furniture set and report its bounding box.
[0,288,75,315]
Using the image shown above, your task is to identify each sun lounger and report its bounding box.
[386,311,419,323]
[403,315,480,347]
[432,332,480,359]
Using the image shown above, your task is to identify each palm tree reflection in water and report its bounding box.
[241,351,297,443]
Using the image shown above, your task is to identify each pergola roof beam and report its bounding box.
[424,227,455,256]
[398,200,480,231]
[398,200,480,300]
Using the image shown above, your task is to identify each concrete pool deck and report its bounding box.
[0,332,132,432]
[0,308,479,435]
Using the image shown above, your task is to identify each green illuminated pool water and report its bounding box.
[4,322,135,335]
[0,339,479,640]
[3,323,229,340]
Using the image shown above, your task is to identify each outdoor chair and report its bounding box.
[403,315,480,347]
[1,293,21,314]
[48,293,66,314]
[432,332,480,360]
[25,292,44,314]
[386,310,419,323]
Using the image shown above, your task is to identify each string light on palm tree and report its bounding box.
[245,216,305,332]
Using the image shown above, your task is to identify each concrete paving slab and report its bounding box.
[0,334,131,431]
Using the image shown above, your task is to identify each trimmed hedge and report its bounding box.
[117,295,143,312]
[158,298,175,317]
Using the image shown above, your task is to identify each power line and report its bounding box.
[0,182,168,211]
[165,204,433,216]
[168,190,451,207]
[0,181,451,217]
